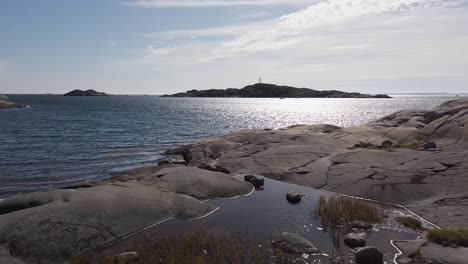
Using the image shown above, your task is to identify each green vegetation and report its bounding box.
[428,229,468,248]
[396,216,423,230]
[315,196,382,233]
[69,230,342,264]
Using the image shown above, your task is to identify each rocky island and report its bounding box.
[63,89,109,96]
[0,94,26,109]
[163,83,391,98]
[1,99,467,264]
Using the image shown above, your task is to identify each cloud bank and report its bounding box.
[133,0,468,92]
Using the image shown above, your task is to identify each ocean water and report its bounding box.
[0,94,460,198]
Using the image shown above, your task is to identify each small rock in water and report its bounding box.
[286,191,303,204]
[352,221,373,230]
[244,175,265,188]
[381,140,394,147]
[344,233,366,248]
[355,247,383,264]
[397,257,413,264]
[113,252,139,263]
[421,141,437,151]
[272,232,320,254]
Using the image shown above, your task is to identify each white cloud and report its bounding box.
[125,0,316,8]
[240,10,272,19]
[133,0,468,92]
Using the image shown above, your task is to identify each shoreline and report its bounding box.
[0,99,467,263]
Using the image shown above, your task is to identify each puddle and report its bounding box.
[108,177,422,263]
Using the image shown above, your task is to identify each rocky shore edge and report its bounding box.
[0,94,27,109]
[1,99,467,264]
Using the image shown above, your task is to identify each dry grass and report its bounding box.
[396,216,423,230]
[315,196,382,233]
[428,229,468,248]
[69,230,342,264]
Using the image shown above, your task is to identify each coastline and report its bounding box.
[0,99,467,263]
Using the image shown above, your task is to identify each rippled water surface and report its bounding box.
[0,94,460,198]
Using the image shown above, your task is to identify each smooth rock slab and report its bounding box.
[420,242,468,264]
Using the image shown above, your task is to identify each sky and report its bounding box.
[0,0,467,95]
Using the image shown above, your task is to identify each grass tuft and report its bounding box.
[69,230,343,264]
[315,196,382,233]
[428,229,468,248]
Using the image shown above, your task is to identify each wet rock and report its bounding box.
[421,142,437,150]
[113,252,139,263]
[397,257,413,264]
[286,192,303,204]
[273,232,320,254]
[344,233,366,248]
[381,140,394,147]
[355,246,383,264]
[244,175,265,188]
[352,221,373,230]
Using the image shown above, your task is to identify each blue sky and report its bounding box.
[1,0,467,94]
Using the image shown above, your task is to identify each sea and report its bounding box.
[0,94,464,198]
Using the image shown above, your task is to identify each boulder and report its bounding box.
[352,221,373,230]
[381,140,394,147]
[286,192,303,204]
[421,142,437,150]
[344,233,366,248]
[355,246,383,264]
[244,175,265,188]
[273,232,320,254]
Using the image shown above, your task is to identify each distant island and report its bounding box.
[162,83,391,98]
[63,89,109,96]
[0,93,27,109]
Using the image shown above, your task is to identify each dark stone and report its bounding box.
[382,140,394,147]
[344,233,366,248]
[63,89,109,96]
[352,221,373,230]
[421,142,437,150]
[162,83,391,99]
[272,232,320,254]
[244,175,264,188]
[286,192,303,204]
[355,141,373,148]
[355,247,383,264]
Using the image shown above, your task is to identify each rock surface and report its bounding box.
[420,242,468,264]
[273,232,320,254]
[286,191,303,204]
[63,89,109,96]
[355,246,383,264]
[0,166,252,263]
[344,233,366,248]
[166,99,468,228]
[1,99,468,263]
[0,94,26,109]
[163,83,391,98]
